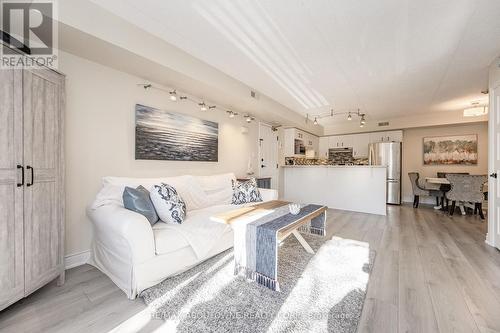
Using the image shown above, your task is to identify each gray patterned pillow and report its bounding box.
[150,183,187,224]
[123,185,159,226]
[231,178,263,205]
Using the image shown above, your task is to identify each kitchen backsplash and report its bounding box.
[285,157,369,166]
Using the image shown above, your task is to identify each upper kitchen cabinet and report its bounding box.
[319,137,329,158]
[283,128,319,157]
[329,135,353,148]
[369,130,403,143]
[352,133,370,157]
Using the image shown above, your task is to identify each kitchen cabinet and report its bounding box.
[319,137,329,158]
[352,133,370,157]
[369,130,403,143]
[284,128,319,157]
[284,128,296,157]
[328,135,352,148]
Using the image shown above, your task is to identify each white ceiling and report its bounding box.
[90,0,500,124]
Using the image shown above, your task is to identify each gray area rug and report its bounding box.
[141,234,375,333]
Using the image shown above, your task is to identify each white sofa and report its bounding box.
[87,173,278,299]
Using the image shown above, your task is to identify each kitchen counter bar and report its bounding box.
[282,165,385,168]
[283,165,387,215]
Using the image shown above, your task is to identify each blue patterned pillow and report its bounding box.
[231,178,263,205]
[123,185,159,225]
[150,183,186,224]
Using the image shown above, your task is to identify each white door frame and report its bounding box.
[486,81,500,249]
[258,122,279,189]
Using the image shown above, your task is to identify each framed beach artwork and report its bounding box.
[423,134,478,165]
[135,104,218,161]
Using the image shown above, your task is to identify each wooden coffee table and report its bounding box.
[211,200,327,254]
[212,200,327,291]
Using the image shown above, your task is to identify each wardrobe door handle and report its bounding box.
[17,165,24,187]
[26,165,34,187]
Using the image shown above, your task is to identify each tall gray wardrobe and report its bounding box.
[0,66,65,311]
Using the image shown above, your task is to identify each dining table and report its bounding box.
[425,177,488,213]
[425,177,451,211]
[425,177,450,185]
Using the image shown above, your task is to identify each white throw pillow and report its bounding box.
[150,183,186,224]
[231,178,263,205]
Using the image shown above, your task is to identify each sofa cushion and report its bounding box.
[98,175,211,211]
[231,178,263,205]
[150,183,187,224]
[152,222,190,255]
[123,185,159,225]
[195,173,235,205]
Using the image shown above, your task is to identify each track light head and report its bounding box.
[347,113,352,121]
[227,110,238,118]
[199,102,207,111]
[244,115,254,123]
[169,90,177,101]
[313,117,318,125]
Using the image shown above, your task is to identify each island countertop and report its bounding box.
[283,165,387,215]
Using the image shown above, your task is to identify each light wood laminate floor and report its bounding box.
[1,204,499,333]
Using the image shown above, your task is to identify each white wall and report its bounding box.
[401,122,488,203]
[59,51,259,256]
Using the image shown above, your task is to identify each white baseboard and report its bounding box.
[65,250,91,270]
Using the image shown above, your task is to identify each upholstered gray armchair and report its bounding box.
[408,172,430,208]
[445,174,488,219]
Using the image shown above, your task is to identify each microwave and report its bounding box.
[294,139,306,155]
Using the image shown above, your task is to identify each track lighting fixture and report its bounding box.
[227,110,238,118]
[359,122,364,128]
[138,83,262,124]
[310,108,367,126]
[169,90,177,101]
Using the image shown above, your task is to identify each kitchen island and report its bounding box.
[283,165,387,215]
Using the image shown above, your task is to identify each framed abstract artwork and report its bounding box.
[135,104,218,161]
[423,134,477,165]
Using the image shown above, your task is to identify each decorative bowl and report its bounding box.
[289,203,301,215]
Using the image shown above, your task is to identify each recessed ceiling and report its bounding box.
[90,0,500,124]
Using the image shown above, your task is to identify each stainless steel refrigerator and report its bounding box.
[369,142,402,204]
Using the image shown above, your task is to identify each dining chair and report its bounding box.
[436,172,469,209]
[445,174,488,219]
[408,172,430,208]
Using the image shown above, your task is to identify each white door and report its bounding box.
[258,123,278,189]
[490,85,500,249]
